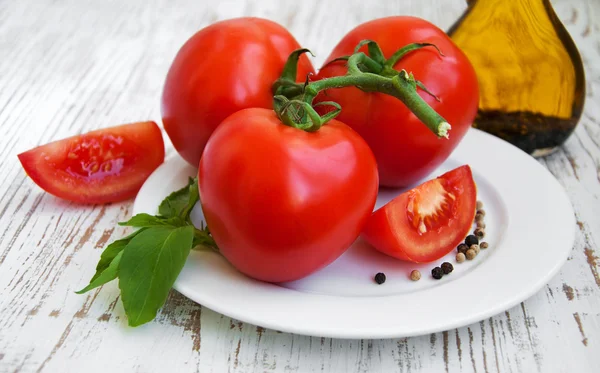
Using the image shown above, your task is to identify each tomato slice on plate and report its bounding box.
[361,165,477,263]
[18,121,165,204]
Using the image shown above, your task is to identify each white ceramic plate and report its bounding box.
[133,128,575,339]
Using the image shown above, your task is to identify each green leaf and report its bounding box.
[76,251,123,294]
[118,225,195,327]
[90,228,145,283]
[118,213,185,228]
[158,177,198,218]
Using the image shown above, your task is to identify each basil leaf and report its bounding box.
[118,225,195,327]
[75,251,123,294]
[118,213,185,228]
[158,177,196,218]
[90,228,145,283]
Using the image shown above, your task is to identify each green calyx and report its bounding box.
[272,40,451,138]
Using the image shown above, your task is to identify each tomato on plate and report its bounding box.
[361,165,476,263]
[198,108,378,283]
[161,17,314,167]
[315,17,479,187]
[18,121,164,204]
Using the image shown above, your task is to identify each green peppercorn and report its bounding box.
[456,252,466,263]
[431,267,444,279]
[480,242,489,249]
[441,262,454,274]
[457,243,469,254]
[374,272,386,284]
[465,235,479,246]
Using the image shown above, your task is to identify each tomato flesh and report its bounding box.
[18,121,165,204]
[361,165,476,263]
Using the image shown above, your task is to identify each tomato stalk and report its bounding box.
[272,40,451,138]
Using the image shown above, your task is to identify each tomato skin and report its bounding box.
[161,18,314,167]
[18,121,164,204]
[198,108,378,283]
[316,17,479,187]
[361,165,477,263]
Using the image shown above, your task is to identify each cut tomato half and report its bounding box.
[361,165,477,263]
[18,121,165,204]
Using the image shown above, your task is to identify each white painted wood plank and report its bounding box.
[0,0,599,372]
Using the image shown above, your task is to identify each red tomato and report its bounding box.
[18,121,164,204]
[361,165,476,263]
[198,108,378,282]
[316,17,479,187]
[162,17,314,167]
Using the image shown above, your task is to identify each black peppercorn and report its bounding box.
[374,272,386,284]
[441,262,454,274]
[431,267,444,279]
[457,243,469,254]
[465,234,479,246]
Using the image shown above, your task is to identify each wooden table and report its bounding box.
[1,0,598,371]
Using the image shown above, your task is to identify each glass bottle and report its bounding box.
[447,0,585,156]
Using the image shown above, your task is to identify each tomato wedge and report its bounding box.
[18,121,165,204]
[361,165,477,263]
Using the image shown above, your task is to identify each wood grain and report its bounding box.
[1,0,599,372]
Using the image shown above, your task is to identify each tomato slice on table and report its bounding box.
[18,121,165,204]
[361,165,477,263]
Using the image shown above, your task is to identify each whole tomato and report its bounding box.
[162,18,314,167]
[198,108,378,283]
[316,17,479,187]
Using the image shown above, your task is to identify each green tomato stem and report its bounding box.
[273,41,451,138]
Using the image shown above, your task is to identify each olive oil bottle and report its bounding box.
[448,0,585,156]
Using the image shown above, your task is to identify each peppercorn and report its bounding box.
[476,200,484,210]
[465,234,479,246]
[476,221,486,229]
[475,213,485,223]
[470,244,480,254]
[466,249,477,260]
[480,242,489,249]
[374,272,386,284]
[441,262,454,274]
[474,227,485,238]
[456,252,466,263]
[457,243,469,254]
[477,209,486,216]
[410,270,421,281]
[431,267,444,279]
